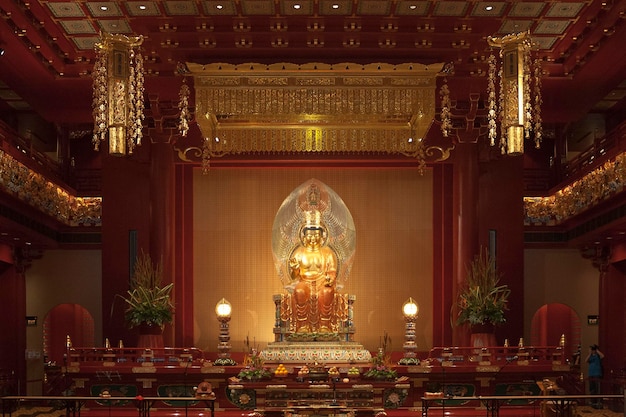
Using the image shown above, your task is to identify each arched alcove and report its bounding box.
[43,304,95,364]
[530,303,581,361]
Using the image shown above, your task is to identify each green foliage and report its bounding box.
[120,251,174,328]
[456,248,510,326]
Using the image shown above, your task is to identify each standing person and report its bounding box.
[586,344,604,409]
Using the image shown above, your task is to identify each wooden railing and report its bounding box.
[66,347,206,365]
[427,345,569,366]
[523,120,626,195]
[560,121,626,188]
[0,120,66,184]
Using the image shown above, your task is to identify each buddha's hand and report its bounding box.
[325,275,334,286]
[289,258,300,277]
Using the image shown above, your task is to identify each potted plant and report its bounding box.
[119,251,174,346]
[456,248,510,345]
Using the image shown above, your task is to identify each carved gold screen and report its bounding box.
[192,167,433,353]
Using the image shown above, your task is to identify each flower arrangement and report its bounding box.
[365,334,397,381]
[237,348,272,381]
[456,248,510,327]
[364,349,398,380]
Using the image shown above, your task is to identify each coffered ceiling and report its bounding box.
[0,0,624,130]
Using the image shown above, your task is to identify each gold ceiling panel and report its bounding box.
[163,1,200,15]
[240,0,275,15]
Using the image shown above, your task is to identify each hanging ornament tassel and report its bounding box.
[533,58,543,149]
[487,53,498,147]
[178,79,191,137]
[522,39,533,139]
[439,78,452,138]
[92,46,108,151]
[127,47,145,154]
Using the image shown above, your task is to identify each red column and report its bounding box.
[149,138,175,346]
[451,142,480,346]
[601,259,625,374]
[432,164,455,346]
[477,155,525,344]
[101,149,151,346]
[173,164,195,347]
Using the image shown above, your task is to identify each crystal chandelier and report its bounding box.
[487,31,542,155]
[92,33,145,156]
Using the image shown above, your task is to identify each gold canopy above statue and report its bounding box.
[186,62,445,170]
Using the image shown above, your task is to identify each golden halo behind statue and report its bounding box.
[272,179,356,291]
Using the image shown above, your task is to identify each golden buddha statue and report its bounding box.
[288,210,338,333]
[271,179,356,341]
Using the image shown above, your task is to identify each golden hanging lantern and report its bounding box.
[92,32,145,156]
[487,31,543,155]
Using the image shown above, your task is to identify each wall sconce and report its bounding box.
[398,297,420,365]
[487,31,542,155]
[92,32,145,156]
[214,298,236,365]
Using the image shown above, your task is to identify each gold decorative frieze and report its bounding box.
[407,366,432,374]
[132,366,157,373]
[524,152,626,225]
[202,367,227,374]
[248,77,290,86]
[196,77,242,86]
[0,149,101,226]
[185,62,445,171]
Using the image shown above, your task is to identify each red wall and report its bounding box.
[0,252,26,394]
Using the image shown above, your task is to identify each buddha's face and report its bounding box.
[302,227,324,247]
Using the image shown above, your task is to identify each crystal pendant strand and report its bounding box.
[127,47,144,154]
[533,58,543,148]
[523,40,533,138]
[439,78,452,138]
[91,47,108,151]
[178,79,191,137]
[487,52,498,148]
